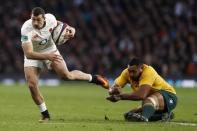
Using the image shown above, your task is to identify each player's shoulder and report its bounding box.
[45,13,56,21]
[142,64,157,75]
[21,19,33,33]
[122,68,129,73]
[45,13,57,27]
[121,68,129,77]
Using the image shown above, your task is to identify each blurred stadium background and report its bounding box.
[0,0,197,87]
[0,0,197,130]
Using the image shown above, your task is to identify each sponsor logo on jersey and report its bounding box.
[21,35,28,42]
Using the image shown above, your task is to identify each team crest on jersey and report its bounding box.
[39,39,48,45]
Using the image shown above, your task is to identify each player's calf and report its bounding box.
[61,71,75,80]
[27,81,45,105]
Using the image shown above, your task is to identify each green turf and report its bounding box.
[0,82,196,131]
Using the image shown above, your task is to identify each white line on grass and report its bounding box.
[42,122,197,127]
[3,121,197,127]
[41,122,140,125]
[43,122,73,125]
[170,122,197,127]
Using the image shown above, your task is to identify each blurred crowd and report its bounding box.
[0,0,197,78]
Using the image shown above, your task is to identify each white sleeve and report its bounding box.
[46,13,57,28]
[21,23,32,44]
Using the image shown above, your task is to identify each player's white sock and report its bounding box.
[38,102,47,112]
[88,74,92,82]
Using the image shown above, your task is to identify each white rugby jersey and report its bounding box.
[21,13,57,52]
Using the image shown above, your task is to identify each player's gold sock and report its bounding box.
[141,104,156,119]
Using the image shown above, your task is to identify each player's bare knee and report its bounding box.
[27,79,38,89]
[28,81,37,88]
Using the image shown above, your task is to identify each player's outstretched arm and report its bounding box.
[22,42,62,61]
[119,84,152,101]
[106,84,152,102]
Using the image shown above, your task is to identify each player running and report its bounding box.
[105,58,177,122]
[21,7,108,122]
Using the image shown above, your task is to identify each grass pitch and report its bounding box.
[0,82,196,131]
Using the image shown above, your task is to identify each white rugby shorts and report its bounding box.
[24,50,61,70]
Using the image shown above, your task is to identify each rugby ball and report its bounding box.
[51,22,68,45]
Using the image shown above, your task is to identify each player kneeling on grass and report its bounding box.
[106,58,177,122]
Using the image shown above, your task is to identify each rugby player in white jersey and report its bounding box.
[21,7,108,122]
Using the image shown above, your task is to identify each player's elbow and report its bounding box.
[138,94,148,100]
[25,51,34,59]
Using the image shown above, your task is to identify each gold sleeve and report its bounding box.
[114,68,128,88]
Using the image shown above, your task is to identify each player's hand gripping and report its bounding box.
[106,95,121,102]
[46,50,62,62]
[108,87,121,95]
[106,86,122,102]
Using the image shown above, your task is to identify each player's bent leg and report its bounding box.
[51,57,109,89]
[126,92,165,122]
[141,92,165,121]
[146,92,175,122]
[139,92,175,122]
[68,71,109,89]
[51,58,92,81]
[24,67,50,122]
